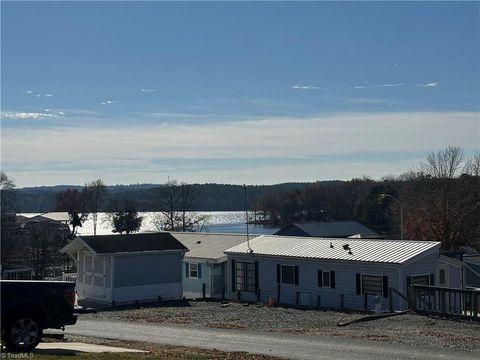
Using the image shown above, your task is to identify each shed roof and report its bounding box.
[171,232,251,262]
[62,232,188,255]
[275,221,376,237]
[22,212,70,223]
[225,235,440,265]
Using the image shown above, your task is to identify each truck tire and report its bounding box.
[4,313,43,352]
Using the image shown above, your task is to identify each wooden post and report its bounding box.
[363,293,368,311]
[411,287,416,312]
[236,290,241,301]
[389,287,393,313]
[472,292,477,318]
[277,283,281,305]
[256,288,261,303]
[222,288,225,300]
[317,295,321,309]
[440,289,445,315]
[340,294,344,310]
[202,283,206,299]
[407,287,411,310]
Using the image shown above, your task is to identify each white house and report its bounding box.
[171,232,252,299]
[225,235,444,311]
[61,233,188,306]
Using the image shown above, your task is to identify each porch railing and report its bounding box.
[62,272,77,283]
[409,285,480,320]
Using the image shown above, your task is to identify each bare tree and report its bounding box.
[1,173,19,266]
[85,179,108,236]
[56,188,90,238]
[22,220,68,279]
[154,180,206,232]
[403,147,480,250]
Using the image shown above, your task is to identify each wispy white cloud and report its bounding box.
[25,90,54,97]
[1,110,64,120]
[291,85,319,90]
[101,100,117,105]
[380,83,404,87]
[419,82,439,87]
[141,88,157,93]
[353,86,365,89]
[3,111,477,186]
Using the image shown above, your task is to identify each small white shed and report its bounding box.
[61,233,188,306]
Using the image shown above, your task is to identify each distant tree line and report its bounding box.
[254,147,480,251]
[3,146,479,254]
[12,183,308,213]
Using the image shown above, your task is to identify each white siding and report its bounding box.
[182,260,210,299]
[112,283,182,302]
[114,253,182,287]
[227,255,402,311]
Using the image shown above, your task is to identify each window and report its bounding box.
[439,269,446,285]
[411,274,430,285]
[190,263,198,278]
[361,275,382,296]
[318,270,335,288]
[236,262,255,292]
[322,271,331,288]
[281,265,294,285]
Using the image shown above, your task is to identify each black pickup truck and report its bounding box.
[1,280,78,352]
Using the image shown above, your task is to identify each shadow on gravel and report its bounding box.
[80,299,193,312]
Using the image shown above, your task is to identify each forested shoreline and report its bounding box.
[4,146,480,250]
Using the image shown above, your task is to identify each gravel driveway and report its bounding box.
[81,300,480,352]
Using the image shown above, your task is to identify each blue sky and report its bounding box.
[1,2,479,187]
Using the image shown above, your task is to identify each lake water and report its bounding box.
[20,211,279,236]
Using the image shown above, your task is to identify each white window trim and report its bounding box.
[189,262,198,279]
[236,261,255,293]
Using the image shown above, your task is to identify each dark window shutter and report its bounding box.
[198,263,202,279]
[254,261,259,294]
[330,271,336,289]
[317,270,323,287]
[185,262,189,278]
[231,260,236,291]
[294,266,299,286]
[429,273,434,286]
[277,264,281,283]
[406,276,411,291]
[356,273,361,295]
[382,275,388,298]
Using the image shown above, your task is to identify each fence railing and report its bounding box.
[62,272,77,283]
[409,285,480,320]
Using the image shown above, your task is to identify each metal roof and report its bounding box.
[22,212,70,223]
[225,235,440,264]
[62,233,188,255]
[171,232,251,262]
[275,221,376,237]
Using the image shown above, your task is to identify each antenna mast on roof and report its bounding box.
[243,184,253,253]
